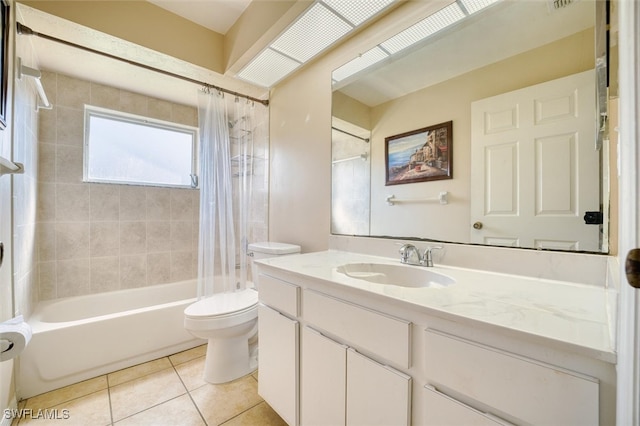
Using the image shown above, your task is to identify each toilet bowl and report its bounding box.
[184,288,259,384]
[184,241,300,384]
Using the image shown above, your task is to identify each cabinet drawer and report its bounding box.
[304,290,411,368]
[424,385,513,426]
[258,273,300,317]
[425,329,599,425]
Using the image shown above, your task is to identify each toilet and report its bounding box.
[184,242,301,384]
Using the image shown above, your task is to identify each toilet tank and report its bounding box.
[247,242,301,287]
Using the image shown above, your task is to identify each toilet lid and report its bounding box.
[185,289,258,318]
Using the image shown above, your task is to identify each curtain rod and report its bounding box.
[331,126,370,143]
[16,22,269,107]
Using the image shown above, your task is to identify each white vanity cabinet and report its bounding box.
[300,289,412,426]
[257,274,301,426]
[424,329,600,425]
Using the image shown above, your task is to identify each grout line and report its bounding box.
[219,401,264,425]
[171,357,209,426]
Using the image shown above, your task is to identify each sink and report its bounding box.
[335,263,455,288]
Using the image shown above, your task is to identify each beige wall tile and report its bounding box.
[172,103,198,127]
[90,83,120,109]
[120,186,147,221]
[170,189,193,221]
[90,221,120,257]
[38,108,57,144]
[55,222,90,260]
[120,221,147,255]
[146,187,170,220]
[147,252,171,285]
[90,184,120,221]
[57,74,91,109]
[147,221,171,253]
[120,254,147,288]
[38,142,56,182]
[55,183,90,221]
[57,259,90,297]
[56,107,84,146]
[171,251,193,281]
[170,221,192,251]
[38,261,57,300]
[37,182,56,222]
[90,256,120,293]
[148,98,172,121]
[37,222,56,262]
[55,145,84,183]
[120,91,148,116]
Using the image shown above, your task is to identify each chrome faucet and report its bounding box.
[399,244,443,267]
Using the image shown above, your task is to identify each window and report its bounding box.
[84,106,198,188]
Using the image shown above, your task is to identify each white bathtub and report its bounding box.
[19,280,204,398]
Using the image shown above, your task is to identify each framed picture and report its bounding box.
[385,120,452,186]
[0,0,9,130]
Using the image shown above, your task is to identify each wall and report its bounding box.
[368,29,594,242]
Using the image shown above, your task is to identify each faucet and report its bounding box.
[398,244,442,267]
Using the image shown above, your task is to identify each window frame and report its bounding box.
[83,105,199,189]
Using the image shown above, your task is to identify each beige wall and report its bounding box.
[35,72,201,300]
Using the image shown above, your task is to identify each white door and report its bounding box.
[470,70,600,251]
[616,0,640,423]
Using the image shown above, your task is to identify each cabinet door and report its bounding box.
[258,304,299,426]
[346,348,411,426]
[424,385,513,426]
[300,327,347,426]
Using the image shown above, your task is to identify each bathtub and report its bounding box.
[19,280,204,398]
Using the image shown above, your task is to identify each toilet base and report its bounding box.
[203,335,258,384]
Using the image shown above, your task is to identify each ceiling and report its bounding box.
[16,1,268,108]
[146,0,252,34]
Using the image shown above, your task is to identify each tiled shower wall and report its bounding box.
[36,72,269,300]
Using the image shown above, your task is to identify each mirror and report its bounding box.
[331,0,613,253]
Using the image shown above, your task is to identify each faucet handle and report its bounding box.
[423,245,443,267]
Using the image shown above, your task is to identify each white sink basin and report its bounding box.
[335,263,455,288]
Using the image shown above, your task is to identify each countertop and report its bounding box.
[256,250,616,363]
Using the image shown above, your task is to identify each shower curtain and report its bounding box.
[197,88,267,298]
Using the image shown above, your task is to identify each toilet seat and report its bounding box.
[185,288,258,320]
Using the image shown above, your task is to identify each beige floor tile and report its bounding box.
[24,376,108,410]
[114,394,205,426]
[109,368,187,421]
[169,344,207,366]
[108,357,173,387]
[174,356,207,391]
[190,375,263,425]
[19,389,111,426]
[222,402,287,426]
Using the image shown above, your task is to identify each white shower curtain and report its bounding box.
[197,89,267,298]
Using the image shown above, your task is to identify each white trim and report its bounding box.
[0,396,18,426]
[616,0,640,424]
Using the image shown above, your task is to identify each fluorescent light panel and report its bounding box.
[237,48,301,88]
[332,46,389,82]
[271,3,353,63]
[380,2,465,54]
[460,0,500,14]
[237,0,396,88]
[322,0,395,26]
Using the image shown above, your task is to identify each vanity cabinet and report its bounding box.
[257,274,300,426]
[300,326,412,426]
[255,255,614,426]
[424,329,599,425]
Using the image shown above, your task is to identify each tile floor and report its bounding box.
[13,345,286,426]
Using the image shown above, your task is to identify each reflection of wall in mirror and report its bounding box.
[357,29,595,243]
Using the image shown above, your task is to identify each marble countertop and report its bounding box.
[256,250,616,363]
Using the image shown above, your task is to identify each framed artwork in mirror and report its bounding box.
[385,120,452,186]
[0,0,9,130]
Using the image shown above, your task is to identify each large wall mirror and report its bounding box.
[331,0,615,254]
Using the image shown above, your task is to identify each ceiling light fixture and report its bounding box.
[237,0,395,88]
[332,0,499,84]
